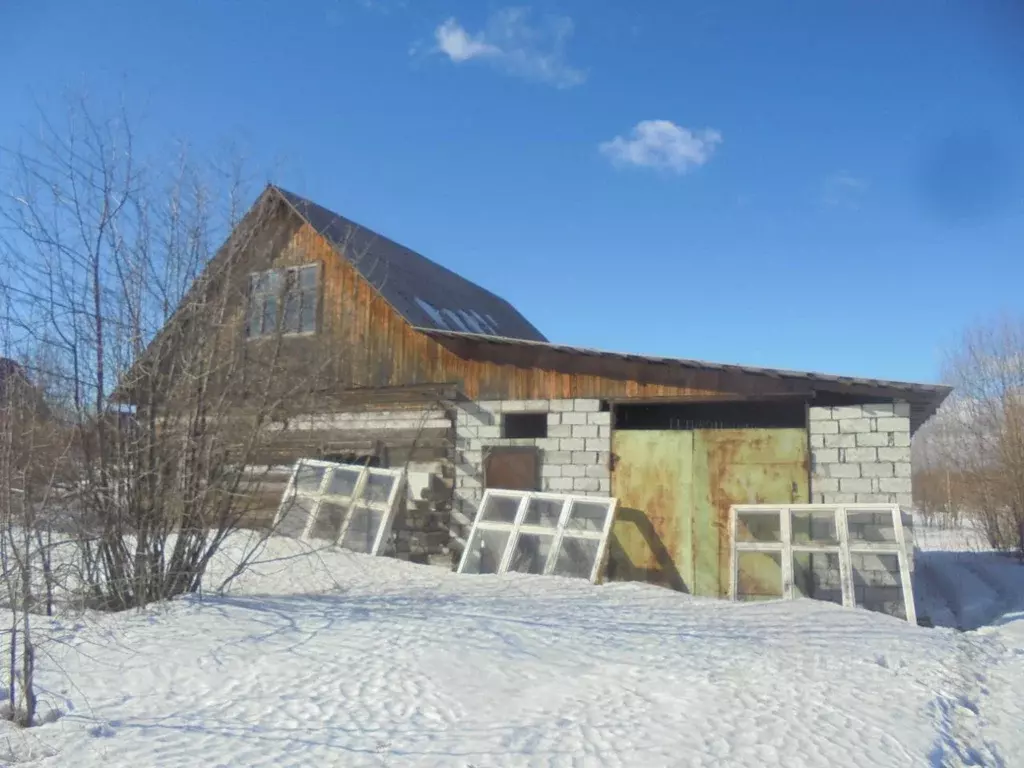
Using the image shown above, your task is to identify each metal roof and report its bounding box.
[274,187,548,343]
[419,328,952,429]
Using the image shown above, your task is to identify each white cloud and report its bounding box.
[429,8,586,88]
[599,120,722,174]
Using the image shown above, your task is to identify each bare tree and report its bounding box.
[929,316,1024,553]
[0,98,347,617]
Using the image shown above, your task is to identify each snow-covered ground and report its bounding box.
[2,521,1023,767]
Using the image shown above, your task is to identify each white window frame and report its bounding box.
[273,458,404,556]
[457,489,619,583]
[728,503,916,624]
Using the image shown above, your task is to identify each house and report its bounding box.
[124,185,951,597]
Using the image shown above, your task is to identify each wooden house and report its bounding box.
[124,185,951,596]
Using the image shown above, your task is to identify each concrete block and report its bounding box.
[545,451,572,464]
[549,425,572,438]
[855,432,891,448]
[562,465,586,478]
[458,424,480,438]
[522,399,550,411]
[573,477,600,492]
[842,447,878,463]
[477,425,500,439]
[586,464,609,479]
[812,478,840,493]
[808,407,833,421]
[839,418,873,434]
[877,447,910,463]
[598,478,611,493]
[534,438,562,451]
[812,420,840,435]
[547,477,576,491]
[853,493,892,504]
[860,462,894,478]
[549,400,575,412]
[828,493,858,504]
[896,493,914,509]
[823,434,856,450]
[861,403,894,417]
[876,417,911,434]
[597,452,611,467]
[894,402,911,418]
[572,451,598,465]
[572,425,599,439]
[546,413,562,426]
[561,412,589,426]
[828,463,862,479]
[477,401,502,413]
[587,411,611,426]
[598,426,612,438]
[832,406,867,420]
[892,432,911,448]
[574,399,601,412]
[813,448,840,464]
[879,477,912,494]
[560,438,586,451]
[810,434,825,448]
[894,462,912,478]
[541,464,562,478]
[585,438,608,452]
[840,478,874,493]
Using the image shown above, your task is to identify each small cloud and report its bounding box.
[427,8,586,88]
[599,120,722,174]
[823,172,868,209]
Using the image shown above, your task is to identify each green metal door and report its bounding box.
[610,427,809,597]
[608,431,694,591]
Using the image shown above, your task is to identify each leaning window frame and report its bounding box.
[457,489,619,583]
[273,458,404,556]
[728,503,916,624]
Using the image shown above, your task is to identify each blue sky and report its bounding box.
[2,0,1022,384]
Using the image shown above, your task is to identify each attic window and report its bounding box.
[246,263,319,338]
[502,412,547,439]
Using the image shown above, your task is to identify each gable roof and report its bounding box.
[274,187,547,342]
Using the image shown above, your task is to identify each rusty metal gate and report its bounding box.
[608,428,809,597]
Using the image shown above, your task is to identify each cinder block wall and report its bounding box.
[452,398,611,551]
[808,403,913,507]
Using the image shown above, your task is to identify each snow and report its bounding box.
[3,523,1024,767]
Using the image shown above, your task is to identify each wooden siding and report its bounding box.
[266,221,735,402]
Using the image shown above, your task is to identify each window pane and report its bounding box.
[506,533,555,574]
[245,297,262,338]
[299,291,316,332]
[265,269,283,292]
[522,497,563,527]
[565,501,609,533]
[361,473,395,504]
[479,494,521,524]
[735,551,782,601]
[551,537,600,579]
[282,292,300,333]
[461,528,512,574]
[310,501,347,541]
[792,552,843,605]
[299,264,319,288]
[295,464,326,493]
[847,511,897,543]
[736,512,781,543]
[261,295,277,334]
[340,504,384,553]
[325,467,362,498]
[851,553,906,619]
[792,510,838,545]
[277,495,315,538]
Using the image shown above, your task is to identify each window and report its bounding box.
[246,263,319,338]
[457,489,618,583]
[273,459,404,555]
[729,503,917,623]
[502,412,547,439]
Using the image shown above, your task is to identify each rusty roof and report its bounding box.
[419,328,952,430]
